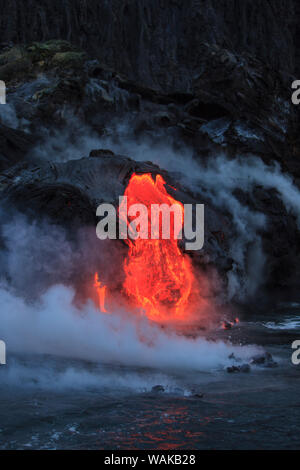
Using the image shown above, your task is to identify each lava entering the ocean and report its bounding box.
[93,173,213,325]
[119,173,203,324]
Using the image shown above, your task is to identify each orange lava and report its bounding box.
[94,272,108,313]
[119,173,199,323]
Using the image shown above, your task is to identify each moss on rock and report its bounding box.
[0,40,86,83]
[51,51,86,69]
[26,40,76,62]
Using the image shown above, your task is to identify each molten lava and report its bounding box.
[119,173,199,323]
[94,272,108,313]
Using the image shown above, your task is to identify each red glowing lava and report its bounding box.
[92,172,214,325]
[119,173,200,323]
[221,318,239,330]
[94,272,108,313]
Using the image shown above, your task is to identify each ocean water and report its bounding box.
[0,307,299,450]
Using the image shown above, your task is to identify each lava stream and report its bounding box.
[94,272,108,313]
[119,173,201,323]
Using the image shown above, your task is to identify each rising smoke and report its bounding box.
[26,115,300,300]
[0,213,261,389]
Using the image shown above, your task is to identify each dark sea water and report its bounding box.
[0,306,299,450]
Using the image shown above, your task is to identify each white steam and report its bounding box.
[0,214,261,391]
[28,116,300,298]
[85,126,300,299]
[31,113,103,162]
[0,283,260,377]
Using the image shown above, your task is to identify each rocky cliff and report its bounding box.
[0,0,297,91]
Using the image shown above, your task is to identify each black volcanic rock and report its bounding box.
[0,36,295,166]
[0,0,297,92]
[0,124,35,170]
[1,147,299,305]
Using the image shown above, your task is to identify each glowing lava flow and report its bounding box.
[94,272,108,313]
[119,173,198,323]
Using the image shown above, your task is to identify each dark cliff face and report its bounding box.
[0,0,297,91]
